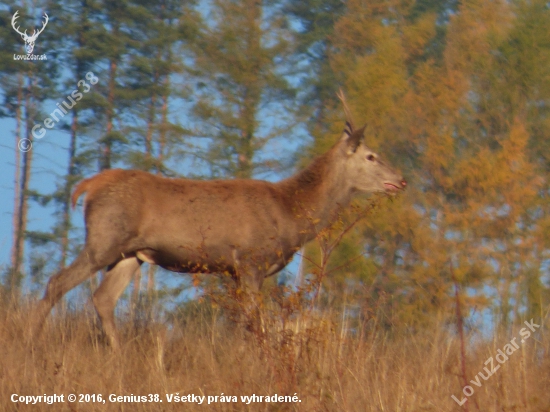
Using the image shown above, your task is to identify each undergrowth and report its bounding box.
[0,293,549,411]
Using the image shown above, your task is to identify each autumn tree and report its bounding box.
[298,0,550,333]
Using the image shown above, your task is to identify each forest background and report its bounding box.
[1,0,550,410]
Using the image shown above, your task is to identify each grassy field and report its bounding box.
[0,295,548,412]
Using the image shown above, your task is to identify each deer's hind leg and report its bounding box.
[31,246,107,340]
[92,257,142,350]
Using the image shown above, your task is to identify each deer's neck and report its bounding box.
[280,147,352,240]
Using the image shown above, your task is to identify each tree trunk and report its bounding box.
[9,73,23,275]
[101,58,117,170]
[11,75,35,294]
[59,110,78,269]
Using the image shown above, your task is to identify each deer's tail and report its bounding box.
[71,170,126,209]
[71,178,92,208]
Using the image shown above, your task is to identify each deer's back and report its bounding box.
[82,170,302,258]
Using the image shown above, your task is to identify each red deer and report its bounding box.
[31,92,406,349]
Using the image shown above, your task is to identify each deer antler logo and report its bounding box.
[12,10,49,55]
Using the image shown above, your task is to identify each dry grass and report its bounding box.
[1,295,549,412]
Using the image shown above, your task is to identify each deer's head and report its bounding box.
[12,10,49,55]
[336,90,407,194]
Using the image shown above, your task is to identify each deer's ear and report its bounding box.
[342,124,366,154]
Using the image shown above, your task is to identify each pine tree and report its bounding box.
[0,3,59,294]
[189,0,298,179]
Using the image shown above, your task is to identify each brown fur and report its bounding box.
[32,103,406,349]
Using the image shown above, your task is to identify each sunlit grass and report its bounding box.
[1,297,548,411]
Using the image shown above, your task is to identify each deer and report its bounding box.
[31,92,406,349]
[11,10,49,55]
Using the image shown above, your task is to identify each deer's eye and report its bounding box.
[367,154,376,161]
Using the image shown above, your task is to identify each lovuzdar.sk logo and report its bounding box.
[12,10,48,61]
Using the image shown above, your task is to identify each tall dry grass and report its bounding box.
[0,294,549,412]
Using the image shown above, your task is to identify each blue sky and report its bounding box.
[0,115,79,273]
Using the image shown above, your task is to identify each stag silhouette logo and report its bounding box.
[12,10,48,55]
